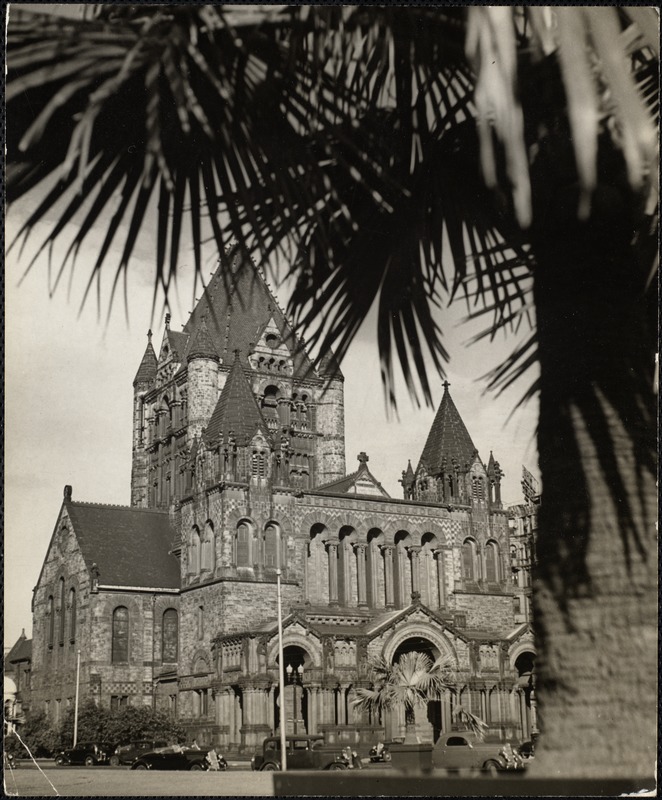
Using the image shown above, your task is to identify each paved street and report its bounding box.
[3,764,278,797]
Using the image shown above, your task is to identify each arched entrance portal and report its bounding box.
[274,645,311,735]
[513,651,537,739]
[386,636,449,744]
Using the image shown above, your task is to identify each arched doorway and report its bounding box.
[386,635,448,743]
[513,651,537,739]
[274,645,311,735]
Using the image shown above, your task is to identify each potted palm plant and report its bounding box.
[353,652,486,772]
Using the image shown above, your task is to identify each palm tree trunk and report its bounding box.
[527,140,657,778]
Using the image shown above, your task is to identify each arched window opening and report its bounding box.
[112,606,129,664]
[47,596,54,648]
[69,588,76,643]
[236,522,251,567]
[197,606,204,640]
[201,523,214,572]
[261,386,280,426]
[162,609,178,663]
[188,527,200,574]
[252,450,267,478]
[461,539,476,582]
[485,541,500,583]
[58,578,66,645]
[264,525,279,568]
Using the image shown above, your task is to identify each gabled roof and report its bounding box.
[6,631,32,664]
[417,382,477,475]
[318,349,344,381]
[166,330,190,363]
[316,453,390,498]
[66,501,180,590]
[203,353,270,446]
[182,249,318,379]
[133,335,158,387]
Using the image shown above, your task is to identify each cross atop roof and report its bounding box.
[358,452,369,466]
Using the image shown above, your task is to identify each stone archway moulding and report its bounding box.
[509,641,537,670]
[382,623,457,666]
[266,632,322,669]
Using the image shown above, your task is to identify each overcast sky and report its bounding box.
[4,196,539,650]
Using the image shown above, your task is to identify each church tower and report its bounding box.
[130,251,346,508]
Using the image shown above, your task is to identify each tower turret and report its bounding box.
[131,330,157,507]
[315,349,346,486]
[186,319,220,444]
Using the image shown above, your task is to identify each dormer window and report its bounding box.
[265,333,280,349]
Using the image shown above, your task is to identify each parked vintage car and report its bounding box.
[368,742,391,763]
[130,744,225,771]
[54,742,113,766]
[109,740,168,766]
[251,735,352,771]
[432,731,524,773]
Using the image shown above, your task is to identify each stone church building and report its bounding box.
[29,252,535,750]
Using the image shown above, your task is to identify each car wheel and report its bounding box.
[218,762,228,771]
[261,763,278,771]
[483,760,501,775]
[54,755,65,767]
[383,753,391,762]
[109,756,120,767]
[328,763,347,770]
[189,762,205,771]
[84,756,96,767]
[133,763,148,770]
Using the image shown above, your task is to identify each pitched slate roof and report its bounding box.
[133,337,158,387]
[65,501,180,589]
[6,632,32,664]
[182,249,317,378]
[203,354,269,446]
[417,383,477,475]
[166,329,190,363]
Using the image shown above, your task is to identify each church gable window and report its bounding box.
[112,606,129,664]
[484,540,500,583]
[260,385,281,428]
[162,608,178,663]
[263,524,279,569]
[47,595,54,649]
[236,522,251,567]
[69,588,76,643]
[461,539,477,582]
[58,577,66,645]
[188,527,200,574]
[201,522,215,572]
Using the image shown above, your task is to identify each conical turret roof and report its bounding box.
[187,318,219,362]
[417,382,477,474]
[133,332,157,387]
[203,352,270,446]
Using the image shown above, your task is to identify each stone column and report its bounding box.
[327,540,339,606]
[307,687,317,734]
[408,546,421,596]
[381,545,395,608]
[434,549,446,608]
[354,544,368,607]
[268,687,275,733]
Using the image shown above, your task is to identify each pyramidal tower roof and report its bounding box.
[133,331,158,386]
[183,249,317,379]
[203,352,270,446]
[417,382,477,474]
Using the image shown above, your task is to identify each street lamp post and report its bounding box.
[286,664,304,735]
[276,529,287,770]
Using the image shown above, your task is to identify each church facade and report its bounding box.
[29,252,534,750]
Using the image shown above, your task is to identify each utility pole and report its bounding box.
[73,649,81,746]
[276,529,287,771]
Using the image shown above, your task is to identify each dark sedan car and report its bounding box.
[130,745,226,771]
[54,742,113,766]
[109,740,168,766]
